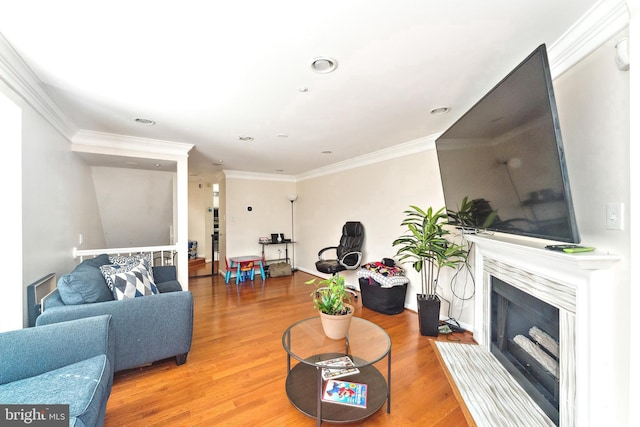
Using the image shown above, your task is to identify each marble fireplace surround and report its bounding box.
[465,233,620,427]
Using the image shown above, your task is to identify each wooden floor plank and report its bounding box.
[105,266,475,426]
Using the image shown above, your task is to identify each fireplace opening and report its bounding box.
[491,277,560,425]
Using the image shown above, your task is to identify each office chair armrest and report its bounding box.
[338,251,363,269]
[318,246,338,259]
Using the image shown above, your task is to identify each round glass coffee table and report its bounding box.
[282,316,391,426]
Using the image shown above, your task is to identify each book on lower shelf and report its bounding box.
[322,379,368,408]
[316,355,360,380]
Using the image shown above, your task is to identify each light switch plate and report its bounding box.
[606,202,624,230]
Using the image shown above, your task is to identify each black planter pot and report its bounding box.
[417,294,440,336]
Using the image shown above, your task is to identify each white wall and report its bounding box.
[0,80,105,328]
[553,29,630,425]
[21,124,105,282]
[92,167,174,247]
[224,175,296,262]
[627,3,639,426]
[0,84,23,332]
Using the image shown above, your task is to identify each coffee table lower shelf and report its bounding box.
[285,356,388,424]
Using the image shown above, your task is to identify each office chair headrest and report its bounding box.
[343,221,363,237]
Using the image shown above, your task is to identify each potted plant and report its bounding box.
[393,205,468,336]
[306,274,354,339]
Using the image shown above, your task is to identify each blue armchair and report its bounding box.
[0,315,114,427]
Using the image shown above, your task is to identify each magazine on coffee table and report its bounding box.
[317,356,360,380]
[322,379,368,408]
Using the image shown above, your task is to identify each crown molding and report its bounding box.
[72,130,194,159]
[548,0,630,78]
[223,169,297,182]
[296,134,438,181]
[0,32,76,140]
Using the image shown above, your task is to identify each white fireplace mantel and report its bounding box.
[464,233,620,427]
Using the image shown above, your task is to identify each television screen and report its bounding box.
[435,44,580,243]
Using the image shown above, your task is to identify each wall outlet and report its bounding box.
[606,202,624,230]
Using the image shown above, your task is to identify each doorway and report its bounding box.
[188,182,220,278]
[212,183,220,269]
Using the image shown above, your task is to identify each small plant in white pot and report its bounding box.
[306,274,354,339]
[393,205,468,336]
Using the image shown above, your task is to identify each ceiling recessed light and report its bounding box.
[134,117,156,126]
[238,136,254,142]
[275,169,284,172]
[321,150,333,154]
[298,87,309,92]
[430,107,451,115]
[154,163,161,168]
[276,133,289,138]
[311,56,338,73]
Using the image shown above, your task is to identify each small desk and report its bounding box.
[260,241,295,266]
[229,255,266,285]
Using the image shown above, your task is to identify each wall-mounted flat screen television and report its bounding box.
[435,44,580,243]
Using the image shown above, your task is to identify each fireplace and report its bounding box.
[465,233,620,427]
[491,277,560,425]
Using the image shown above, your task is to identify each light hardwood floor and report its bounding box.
[105,265,475,426]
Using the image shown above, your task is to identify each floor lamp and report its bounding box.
[288,194,298,271]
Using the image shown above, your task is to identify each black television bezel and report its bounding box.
[435,44,580,244]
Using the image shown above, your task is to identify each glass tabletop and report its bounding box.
[282,316,391,367]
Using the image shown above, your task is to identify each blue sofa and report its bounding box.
[36,254,193,372]
[0,315,114,427]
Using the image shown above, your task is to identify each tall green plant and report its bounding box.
[392,205,468,297]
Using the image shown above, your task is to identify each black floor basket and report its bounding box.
[359,277,407,315]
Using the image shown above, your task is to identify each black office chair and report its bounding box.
[315,221,364,275]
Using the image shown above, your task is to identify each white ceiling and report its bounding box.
[0,0,601,182]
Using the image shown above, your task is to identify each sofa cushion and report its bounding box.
[0,354,111,427]
[156,280,183,293]
[100,260,158,300]
[57,257,114,305]
[108,253,155,282]
[100,259,152,291]
[152,265,177,284]
[81,253,111,269]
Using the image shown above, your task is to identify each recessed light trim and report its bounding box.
[134,117,156,126]
[238,136,254,142]
[311,56,338,74]
[430,107,451,115]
